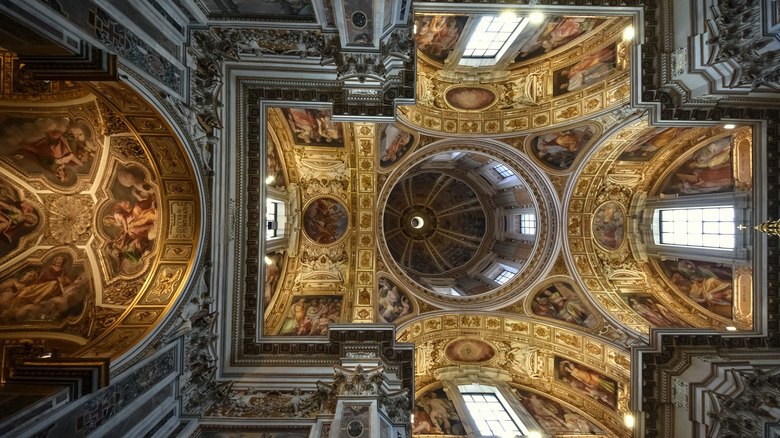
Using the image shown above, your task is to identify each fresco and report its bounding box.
[592,201,624,250]
[0,116,100,186]
[659,259,733,318]
[199,0,314,16]
[264,253,286,311]
[278,295,343,336]
[514,388,604,435]
[414,15,468,63]
[302,197,349,244]
[281,108,344,146]
[658,136,733,196]
[0,252,91,323]
[379,124,415,167]
[553,43,617,96]
[267,136,286,188]
[444,87,497,111]
[530,282,597,328]
[0,182,40,259]
[514,16,607,62]
[530,125,596,169]
[413,388,465,435]
[618,127,691,162]
[444,339,496,363]
[377,277,413,323]
[622,294,692,328]
[554,357,618,410]
[99,163,159,277]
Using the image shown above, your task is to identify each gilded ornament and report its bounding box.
[48,196,92,243]
[506,322,528,333]
[357,308,370,319]
[425,319,441,330]
[556,333,580,347]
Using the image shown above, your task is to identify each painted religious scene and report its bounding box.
[377,277,413,323]
[554,357,618,409]
[199,0,314,17]
[281,108,344,146]
[413,388,465,435]
[623,294,692,328]
[514,388,604,435]
[592,201,625,250]
[264,253,286,311]
[444,339,496,363]
[657,136,734,196]
[278,295,343,336]
[530,125,596,169]
[379,124,415,167]
[553,43,617,96]
[0,115,101,186]
[530,282,597,328]
[302,197,349,244]
[618,127,690,162]
[514,16,606,62]
[444,87,497,111]
[0,252,91,323]
[414,15,468,63]
[658,259,733,318]
[99,163,159,278]
[0,181,40,259]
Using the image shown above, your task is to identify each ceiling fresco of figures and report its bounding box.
[251,10,756,435]
[0,73,199,359]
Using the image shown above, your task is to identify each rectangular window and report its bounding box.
[494,265,518,285]
[658,207,734,249]
[461,393,520,437]
[493,163,513,179]
[520,214,536,235]
[266,199,284,239]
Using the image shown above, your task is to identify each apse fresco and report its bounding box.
[658,259,733,318]
[618,127,691,162]
[413,388,465,435]
[379,124,415,167]
[592,201,624,250]
[622,294,692,328]
[99,163,159,277]
[264,253,286,311]
[530,125,596,169]
[514,388,604,435]
[444,339,496,363]
[199,0,314,17]
[553,43,617,96]
[658,136,733,196]
[0,181,40,259]
[530,282,597,328]
[514,16,607,62]
[281,108,344,146]
[278,295,343,335]
[0,252,91,323]
[0,115,101,186]
[554,357,618,410]
[377,277,413,323]
[302,197,349,244]
[0,82,199,359]
[414,15,468,63]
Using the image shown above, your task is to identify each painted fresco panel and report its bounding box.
[622,294,692,328]
[377,277,412,323]
[302,198,349,244]
[379,124,415,167]
[592,201,624,250]
[264,253,286,311]
[444,87,497,111]
[281,108,344,146]
[554,357,618,409]
[530,282,597,328]
[618,127,691,162]
[515,17,606,62]
[657,136,733,196]
[530,125,596,169]
[514,388,604,435]
[444,339,496,363]
[658,259,733,318]
[278,295,343,335]
[414,15,468,63]
[553,44,617,96]
[199,0,314,17]
[413,388,465,435]
[0,182,40,259]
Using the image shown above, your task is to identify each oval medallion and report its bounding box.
[445,87,497,111]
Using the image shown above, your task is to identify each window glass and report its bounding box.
[658,207,734,249]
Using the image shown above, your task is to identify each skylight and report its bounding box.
[459,15,526,66]
[657,207,735,249]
